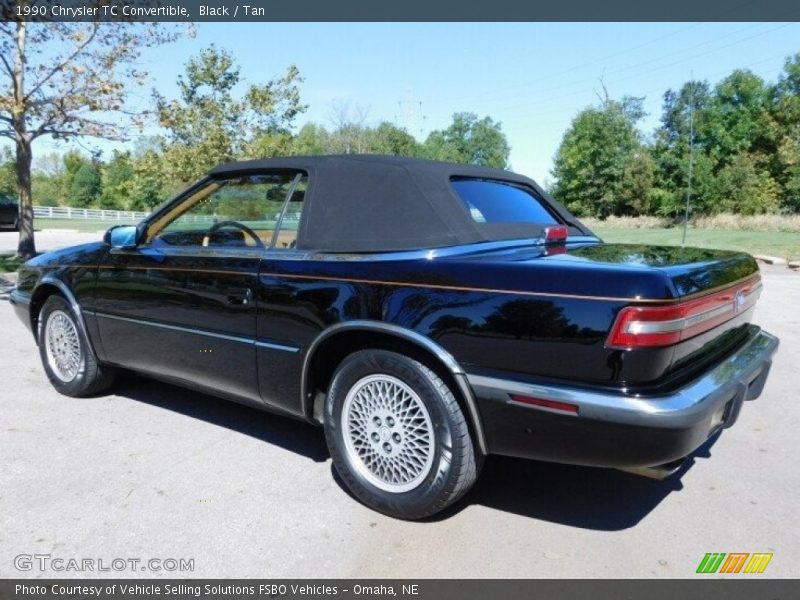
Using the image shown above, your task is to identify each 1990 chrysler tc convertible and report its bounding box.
[10,155,779,519]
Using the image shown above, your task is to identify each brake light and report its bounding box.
[544,226,569,243]
[607,277,761,349]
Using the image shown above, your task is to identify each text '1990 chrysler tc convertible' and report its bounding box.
[10,155,779,519]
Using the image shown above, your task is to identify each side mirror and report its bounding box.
[104,224,139,249]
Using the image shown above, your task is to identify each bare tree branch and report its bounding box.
[23,23,101,102]
[0,50,13,80]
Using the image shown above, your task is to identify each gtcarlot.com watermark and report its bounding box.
[14,553,194,573]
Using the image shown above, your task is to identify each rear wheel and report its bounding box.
[324,349,478,519]
[38,295,115,397]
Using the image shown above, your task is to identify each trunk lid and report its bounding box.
[442,241,762,388]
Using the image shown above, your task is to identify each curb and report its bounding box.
[0,270,18,285]
[753,255,788,266]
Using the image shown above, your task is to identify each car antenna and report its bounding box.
[682,78,695,248]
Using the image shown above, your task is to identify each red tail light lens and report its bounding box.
[607,277,762,349]
[510,394,579,415]
[544,226,569,243]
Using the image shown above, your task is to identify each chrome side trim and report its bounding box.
[255,340,300,353]
[9,289,31,306]
[307,237,602,262]
[467,330,779,429]
[37,276,99,360]
[618,459,686,480]
[625,283,762,335]
[301,320,488,454]
[94,312,299,353]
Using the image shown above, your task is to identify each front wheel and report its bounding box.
[324,349,478,520]
[38,295,115,397]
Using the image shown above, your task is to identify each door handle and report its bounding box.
[226,287,252,306]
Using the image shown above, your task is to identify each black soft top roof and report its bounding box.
[209,155,590,252]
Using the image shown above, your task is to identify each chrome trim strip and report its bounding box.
[94,312,299,353]
[301,320,488,454]
[255,340,300,353]
[9,289,31,306]
[467,330,779,429]
[308,237,602,262]
[625,284,761,335]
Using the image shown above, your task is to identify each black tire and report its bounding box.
[324,349,478,520]
[37,295,115,397]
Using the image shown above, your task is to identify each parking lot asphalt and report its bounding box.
[0,229,798,578]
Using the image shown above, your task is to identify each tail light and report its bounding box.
[544,226,569,243]
[607,277,762,349]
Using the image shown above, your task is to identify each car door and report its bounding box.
[94,172,302,403]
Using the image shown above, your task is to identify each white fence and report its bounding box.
[33,206,151,221]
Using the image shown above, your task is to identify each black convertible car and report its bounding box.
[11,155,778,519]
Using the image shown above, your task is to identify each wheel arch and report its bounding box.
[30,276,99,360]
[302,321,487,454]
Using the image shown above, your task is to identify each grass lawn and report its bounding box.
[593,227,800,262]
[0,255,24,274]
[34,218,119,233]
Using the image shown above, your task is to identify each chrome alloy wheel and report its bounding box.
[341,374,435,493]
[44,309,81,382]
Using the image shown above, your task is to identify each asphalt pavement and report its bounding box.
[0,229,798,578]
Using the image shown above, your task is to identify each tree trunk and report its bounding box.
[15,132,35,258]
[13,20,36,259]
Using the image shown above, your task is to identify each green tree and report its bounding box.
[129,149,170,212]
[62,150,89,205]
[369,122,420,156]
[0,146,16,195]
[31,152,65,207]
[99,151,135,209]
[651,81,715,216]
[772,54,800,212]
[423,112,510,168]
[619,149,658,215]
[704,70,777,164]
[291,123,331,155]
[709,152,780,215]
[550,96,647,217]
[69,161,102,208]
[0,14,184,257]
[156,45,306,183]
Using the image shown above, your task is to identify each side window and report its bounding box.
[272,178,306,250]
[451,178,559,225]
[149,173,300,248]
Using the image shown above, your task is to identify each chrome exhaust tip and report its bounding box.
[617,458,686,480]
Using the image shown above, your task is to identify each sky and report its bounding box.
[23,22,800,185]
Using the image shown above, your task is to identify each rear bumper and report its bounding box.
[468,328,779,468]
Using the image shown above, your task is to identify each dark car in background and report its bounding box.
[10,155,779,519]
[0,193,18,229]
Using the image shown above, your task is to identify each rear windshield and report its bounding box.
[451,178,559,225]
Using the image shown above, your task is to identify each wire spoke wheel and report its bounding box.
[44,309,82,383]
[341,374,435,493]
